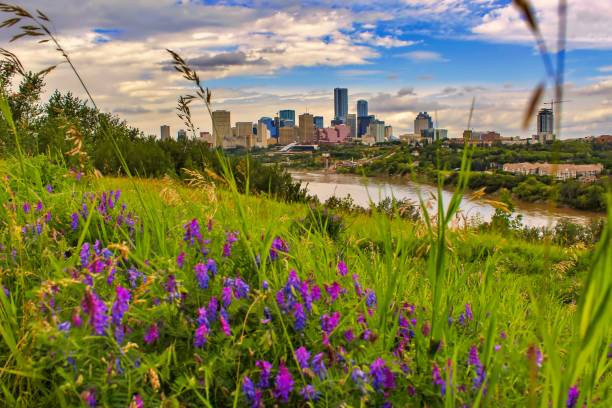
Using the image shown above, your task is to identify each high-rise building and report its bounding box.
[368,120,386,143]
[414,112,433,136]
[358,115,375,138]
[334,88,348,124]
[314,116,324,129]
[298,113,316,144]
[357,100,368,118]
[177,129,187,142]
[259,117,277,138]
[256,120,271,148]
[199,131,214,145]
[279,110,296,126]
[537,108,553,133]
[385,125,393,140]
[347,114,357,139]
[236,122,254,148]
[212,110,231,147]
[160,125,171,140]
[279,127,298,145]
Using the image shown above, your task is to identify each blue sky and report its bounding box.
[5,0,612,137]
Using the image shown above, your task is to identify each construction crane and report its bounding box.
[543,99,571,113]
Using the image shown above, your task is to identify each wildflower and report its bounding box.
[432,363,446,396]
[177,252,186,269]
[566,385,579,408]
[295,346,310,370]
[111,286,131,326]
[256,360,273,389]
[206,258,217,276]
[337,260,348,276]
[80,243,90,267]
[312,353,327,379]
[352,274,363,297]
[35,201,43,212]
[468,346,486,391]
[344,329,355,342]
[81,290,109,335]
[321,312,341,334]
[206,297,218,323]
[365,290,377,308]
[144,323,159,345]
[270,237,289,260]
[129,394,144,408]
[274,362,294,403]
[23,202,31,214]
[222,286,232,307]
[223,231,239,257]
[72,310,83,327]
[183,219,203,246]
[293,303,306,331]
[262,280,269,290]
[261,306,272,324]
[81,389,96,408]
[194,263,210,289]
[325,282,343,302]
[45,184,53,193]
[300,384,319,401]
[2,285,9,298]
[165,274,178,300]
[242,376,262,408]
[194,324,209,348]
[369,358,387,391]
[58,321,71,333]
[351,367,368,393]
[219,313,231,336]
[232,277,250,299]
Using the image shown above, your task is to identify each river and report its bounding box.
[290,171,603,228]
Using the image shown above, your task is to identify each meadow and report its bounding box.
[0,153,609,407]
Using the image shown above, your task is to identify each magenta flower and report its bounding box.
[81,389,96,407]
[321,312,340,334]
[337,260,348,276]
[144,323,159,345]
[177,252,186,269]
[256,360,273,389]
[194,324,209,348]
[274,362,294,403]
[242,376,262,408]
[566,385,579,408]
[22,202,31,214]
[295,346,310,370]
[131,394,144,408]
[219,313,231,336]
[222,286,232,307]
[432,363,446,395]
[81,290,109,335]
[325,282,343,302]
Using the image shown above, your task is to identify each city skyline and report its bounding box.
[2,0,610,138]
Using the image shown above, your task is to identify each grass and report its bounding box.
[0,154,609,407]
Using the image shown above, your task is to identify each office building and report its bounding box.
[317,125,351,144]
[279,127,298,145]
[177,129,187,142]
[212,110,231,147]
[414,112,433,136]
[256,119,271,148]
[357,100,368,118]
[385,125,393,141]
[259,117,277,138]
[279,110,296,124]
[199,131,214,145]
[314,116,324,129]
[536,108,555,142]
[160,125,171,140]
[421,128,448,142]
[368,120,386,143]
[334,88,348,124]
[358,115,375,138]
[236,122,254,148]
[347,113,357,139]
[298,113,316,144]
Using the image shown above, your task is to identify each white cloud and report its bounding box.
[357,31,417,48]
[402,51,448,62]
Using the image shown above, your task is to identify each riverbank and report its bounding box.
[290,170,605,228]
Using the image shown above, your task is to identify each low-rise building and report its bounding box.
[502,162,604,181]
[317,124,351,144]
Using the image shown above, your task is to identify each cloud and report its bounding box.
[113,106,153,114]
[397,87,416,96]
[472,0,612,50]
[181,51,270,71]
[402,51,448,62]
[598,66,612,73]
[357,31,418,48]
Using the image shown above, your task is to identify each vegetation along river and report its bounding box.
[290,171,604,228]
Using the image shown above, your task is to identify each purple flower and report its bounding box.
[183,219,203,246]
[295,346,310,370]
[81,290,109,335]
[80,243,90,267]
[222,286,232,307]
[270,237,289,260]
[223,231,238,257]
[344,329,355,342]
[293,303,306,331]
[111,286,131,326]
[194,324,209,347]
[81,389,96,407]
[312,353,327,379]
[274,362,294,403]
[232,277,250,299]
[177,252,186,269]
[45,184,53,193]
[370,358,386,391]
[337,260,348,276]
[325,282,343,302]
[22,202,31,214]
[194,263,210,289]
[58,321,71,333]
[144,323,159,344]
[566,385,579,408]
[321,312,340,334]
[256,360,273,389]
[131,394,144,408]
[432,363,446,395]
[219,313,231,336]
[206,297,218,323]
[300,384,319,401]
[365,290,377,308]
[206,258,217,276]
[468,346,486,391]
[242,376,262,408]
[35,201,43,212]
[165,274,178,300]
[351,367,367,393]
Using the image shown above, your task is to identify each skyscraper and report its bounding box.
[236,122,254,148]
[347,114,357,139]
[160,125,170,140]
[385,125,393,140]
[537,108,553,133]
[314,116,324,129]
[298,113,316,144]
[368,120,386,143]
[177,129,187,142]
[414,112,433,136]
[358,115,375,138]
[334,88,348,124]
[212,110,231,147]
[357,100,368,117]
[259,117,277,138]
[279,110,296,127]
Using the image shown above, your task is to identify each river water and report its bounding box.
[290,171,603,228]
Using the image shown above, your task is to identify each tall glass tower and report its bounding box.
[334,88,348,124]
[357,100,368,118]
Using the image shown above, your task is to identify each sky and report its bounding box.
[3,0,612,139]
